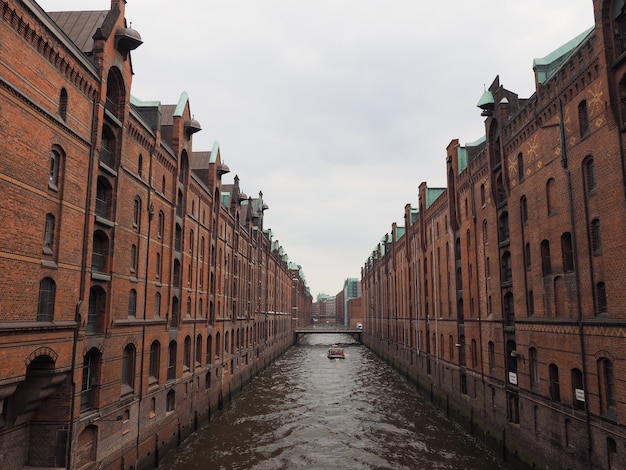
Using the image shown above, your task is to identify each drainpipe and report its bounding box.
[67,94,99,470]
[136,144,155,468]
[558,97,593,467]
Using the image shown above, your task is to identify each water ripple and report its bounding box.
[160,334,507,469]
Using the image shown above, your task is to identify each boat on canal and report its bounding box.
[327,346,345,359]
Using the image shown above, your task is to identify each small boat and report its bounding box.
[327,346,345,359]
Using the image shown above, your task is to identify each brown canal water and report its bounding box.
[159,333,508,469]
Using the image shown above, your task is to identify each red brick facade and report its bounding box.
[362,3,626,469]
[0,1,311,469]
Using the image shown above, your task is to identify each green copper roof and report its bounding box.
[458,147,468,174]
[533,27,594,84]
[425,188,446,209]
[173,91,190,117]
[476,89,494,109]
[130,95,161,108]
[209,141,220,163]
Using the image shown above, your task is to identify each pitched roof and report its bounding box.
[47,10,108,52]
[533,27,594,84]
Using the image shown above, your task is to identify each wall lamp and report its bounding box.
[511,350,525,363]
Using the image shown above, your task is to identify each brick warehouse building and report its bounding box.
[362,2,626,469]
[0,1,312,469]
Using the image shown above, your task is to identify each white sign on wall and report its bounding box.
[509,372,518,385]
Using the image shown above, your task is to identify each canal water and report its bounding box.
[159,333,507,469]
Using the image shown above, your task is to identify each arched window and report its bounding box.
[100,126,116,168]
[92,231,109,272]
[87,286,105,333]
[105,67,125,118]
[171,296,180,328]
[496,173,506,205]
[488,341,495,375]
[157,211,164,238]
[138,154,143,177]
[95,177,112,219]
[206,335,213,364]
[546,178,556,215]
[449,335,454,360]
[571,368,585,410]
[517,153,524,182]
[196,334,203,366]
[122,344,136,392]
[183,336,191,371]
[43,213,55,254]
[520,196,528,225]
[549,363,560,401]
[501,252,512,284]
[130,244,137,274]
[584,157,596,193]
[149,341,160,383]
[154,292,161,318]
[607,437,618,469]
[81,349,101,412]
[166,389,175,412]
[175,224,182,252]
[176,189,184,218]
[524,243,531,271]
[471,338,477,368]
[482,220,488,244]
[58,88,68,121]
[173,259,181,288]
[541,240,552,275]
[167,341,177,380]
[215,332,221,360]
[37,277,56,321]
[529,347,539,387]
[133,197,141,229]
[499,212,510,243]
[49,148,61,189]
[504,293,514,326]
[128,289,137,317]
[598,358,616,416]
[578,100,589,137]
[440,333,444,357]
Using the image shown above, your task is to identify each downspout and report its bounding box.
[67,94,99,470]
[136,144,155,467]
[558,97,593,467]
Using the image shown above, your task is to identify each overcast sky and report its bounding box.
[38,0,593,297]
